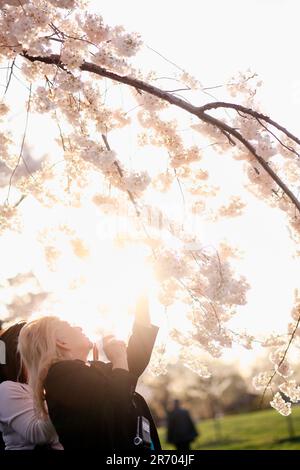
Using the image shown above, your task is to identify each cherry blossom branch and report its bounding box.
[256,118,300,159]
[198,101,300,147]
[101,133,140,217]
[201,114,300,213]
[21,52,300,214]
[2,51,244,343]
[260,309,300,407]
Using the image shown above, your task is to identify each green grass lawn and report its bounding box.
[158,406,300,450]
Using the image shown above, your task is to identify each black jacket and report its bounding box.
[44,322,161,451]
[167,408,198,444]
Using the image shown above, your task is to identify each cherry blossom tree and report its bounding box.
[0,0,300,415]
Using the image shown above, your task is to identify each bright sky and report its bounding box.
[1,0,300,370]
[94,0,300,134]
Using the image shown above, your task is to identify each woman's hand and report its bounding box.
[102,335,128,371]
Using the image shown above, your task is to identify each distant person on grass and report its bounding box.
[167,399,198,451]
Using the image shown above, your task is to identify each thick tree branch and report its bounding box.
[21,52,300,213]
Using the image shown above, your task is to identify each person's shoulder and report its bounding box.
[45,360,94,396]
[47,360,89,379]
[0,380,31,401]
[46,359,109,385]
[0,380,18,390]
[45,360,110,404]
[182,409,193,420]
[0,381,32,421]
[50,359,87,370]
[0,380,29,392]
[89,360,112,375]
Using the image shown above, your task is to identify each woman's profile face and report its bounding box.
[56,321,93,361]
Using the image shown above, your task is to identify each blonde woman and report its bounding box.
[18,307,161,451]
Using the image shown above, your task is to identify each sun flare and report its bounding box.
[36,235,159,342]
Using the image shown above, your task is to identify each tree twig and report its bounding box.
[5,84,32,205]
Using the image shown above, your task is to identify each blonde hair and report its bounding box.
[18,316,71,418]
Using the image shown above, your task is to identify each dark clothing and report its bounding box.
[0,433,4,452]
[44,322,161,451]
[167,408,198,449]
[89,360,161,451]
[45,360,131,450]
[127,322,158,386]
[176,441,191,451]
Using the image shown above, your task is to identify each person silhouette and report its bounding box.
[167,399,198,451]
